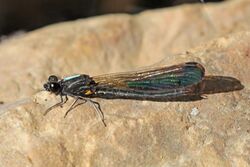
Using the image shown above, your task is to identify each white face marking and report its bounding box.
[63,74,81,81]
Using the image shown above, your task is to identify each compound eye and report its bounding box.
[49,83,60,93]
[48,75,58,82]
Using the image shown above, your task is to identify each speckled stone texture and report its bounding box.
[0,0,249,167]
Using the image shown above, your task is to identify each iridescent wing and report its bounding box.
[93,62,205,91]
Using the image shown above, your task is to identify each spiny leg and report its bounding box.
[88,99,106,127]
[64,98,79,118]
[44,95,68,116]
[71,99,87,110]
[63,98,88,118]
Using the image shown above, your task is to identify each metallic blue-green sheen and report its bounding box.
[63,74,81,81]
[127,67,203,90]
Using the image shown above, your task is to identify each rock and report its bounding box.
[0,0,249,167]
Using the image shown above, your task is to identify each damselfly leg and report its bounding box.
[88,99,106,127]
[64,98,87,118]
[62,98,106,127]
[44,95,68,115]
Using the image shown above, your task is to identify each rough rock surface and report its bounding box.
[0,0,249,167]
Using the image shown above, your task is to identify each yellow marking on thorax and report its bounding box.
[85,90,93,95]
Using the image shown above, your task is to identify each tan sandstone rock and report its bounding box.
[0,0,249,167]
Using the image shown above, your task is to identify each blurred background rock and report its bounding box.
[0,0,223,36]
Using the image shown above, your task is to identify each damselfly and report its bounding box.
[43,62,205,126]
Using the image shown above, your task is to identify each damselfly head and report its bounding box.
[43,75,61,94]
[48,75,58,82]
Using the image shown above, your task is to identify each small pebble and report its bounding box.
[190,107,199,116]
